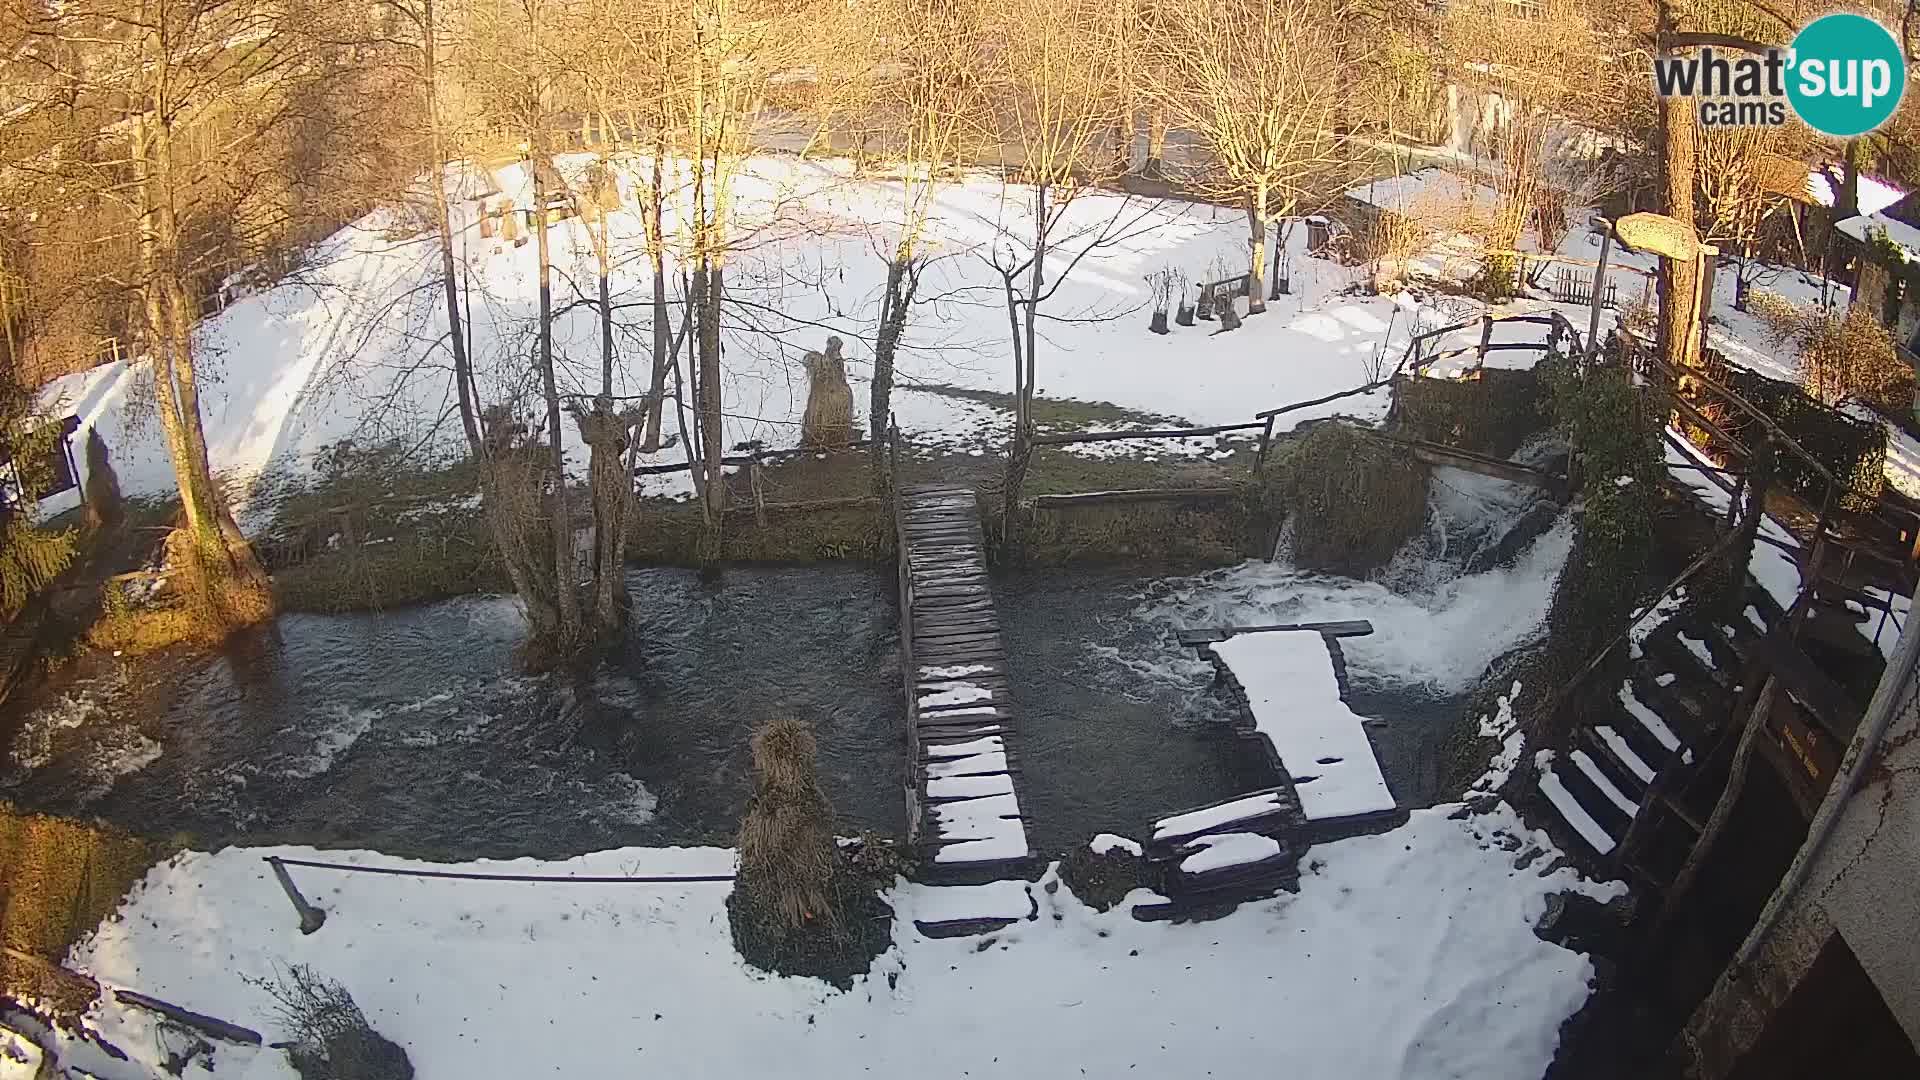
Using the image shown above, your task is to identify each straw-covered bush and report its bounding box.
[728,716,891,988]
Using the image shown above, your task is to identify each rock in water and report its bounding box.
[800,336,855,450]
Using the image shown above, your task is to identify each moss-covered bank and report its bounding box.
[1,801,162,1013]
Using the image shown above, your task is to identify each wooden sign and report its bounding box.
[1615,212,1704,261]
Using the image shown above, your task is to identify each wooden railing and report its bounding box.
[1533,330,1890,739]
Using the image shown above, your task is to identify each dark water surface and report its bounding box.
[2,567,1265,859]
[4,473,1562,861]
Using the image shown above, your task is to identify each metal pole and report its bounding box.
[1584,228,1613,365]
[266,856,327,935]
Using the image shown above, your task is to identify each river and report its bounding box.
[1,466,1570,860]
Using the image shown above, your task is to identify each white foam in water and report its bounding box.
[5,691,107,773]
[460,594,532,638]
[280,704,377,779]
[590,773,660,827]
[1145,512,1573,696]
[1422,465,1545,562]
[73,727,164,804]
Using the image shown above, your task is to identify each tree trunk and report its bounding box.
[595,200,615,398]
[1001,185,1047,540]
[532,150,582,647]
[1247,184,1268,316]
[1657,0,1700,373]
[1837,137,1862,219]
[699,260,726,523]
[641,146,671,451]
[671,307,702,501]
[1145,105,1167,177]
[870,251,916,443]
[423,0,480,455]
[579,405,634,639]
[133,89,269,626]
[1022,185,1044,413]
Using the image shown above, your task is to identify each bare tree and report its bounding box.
[9,0,389,630]
[1150,0,1352,315]
[666,0,790,534]
[1442,0,1603,296]
[983,0,1153,529]
[863,0,990,447]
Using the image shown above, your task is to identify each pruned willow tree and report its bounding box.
[1150,0,1353,316]
[9,0,381,634]
[450,0,600,661]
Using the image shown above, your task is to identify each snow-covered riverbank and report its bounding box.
[42,796,1616,1080]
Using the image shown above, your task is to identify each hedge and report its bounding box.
[1721,365,1886,513]
[1388,367,1551,458]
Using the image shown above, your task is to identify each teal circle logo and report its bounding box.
[1787,14,1906,137]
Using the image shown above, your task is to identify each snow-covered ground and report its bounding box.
[33,155,1477,528]
[42,797,1618,1080]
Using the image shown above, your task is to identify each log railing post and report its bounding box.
[266,857,327,935]
[750,454,767,528]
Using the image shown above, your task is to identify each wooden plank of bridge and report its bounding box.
[898,485,1032,881]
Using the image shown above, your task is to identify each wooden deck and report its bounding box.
[1139,623,1407,919]
[896,485,1032,881]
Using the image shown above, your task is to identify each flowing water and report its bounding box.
[1,465,1571,861]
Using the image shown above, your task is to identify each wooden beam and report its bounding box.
[113,989,263,1046]
[1028,422,1264,447]
[1031,487,1236,509]
[1409,445,1564,493]
[1176,620,1375,646]
[1352,429,1567,494]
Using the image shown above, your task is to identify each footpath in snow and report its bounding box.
[54,801,1619,1080]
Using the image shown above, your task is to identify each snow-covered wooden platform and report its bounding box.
[1135,787,1307,920]
[1202,628,1400,829]
[1138,624,1407,919]
[897,485,1032,881]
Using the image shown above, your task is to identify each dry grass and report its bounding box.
[1009,497,1257,566]
[85,522,270,645]
[255,964,413,1080]
[736,716,839,930]
[85,595,213,654]
[85,527,275,653]
[0,801,158,1014]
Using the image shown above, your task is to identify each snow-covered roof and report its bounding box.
[1836,211,1920,263]
[1343,168,1500,215]
[1807,166,1905,215]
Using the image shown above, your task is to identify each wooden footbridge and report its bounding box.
[896,485,1033,882]
[1135,621,1409,920]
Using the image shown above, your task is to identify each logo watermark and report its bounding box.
[1653,12,1905,137]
